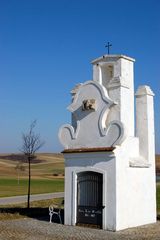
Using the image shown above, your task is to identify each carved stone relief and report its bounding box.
[82,99,96,111]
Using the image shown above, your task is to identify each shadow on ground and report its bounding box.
[0,207,159,228]
[0,207,64,224]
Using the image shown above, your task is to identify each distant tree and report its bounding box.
[15,161,25,185]
[20,120,44,208]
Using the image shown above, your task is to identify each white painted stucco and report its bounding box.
[59,54,156,231]
[92,55,135,137]
[59,81,125,149]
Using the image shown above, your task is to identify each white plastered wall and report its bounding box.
[60,54,156,231]
[114,143,156,231]
[64,152,117,231]
[92,56,135,137]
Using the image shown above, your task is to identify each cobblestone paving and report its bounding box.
[0,218,160,240]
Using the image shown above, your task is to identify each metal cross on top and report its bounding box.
[105,42,112,55]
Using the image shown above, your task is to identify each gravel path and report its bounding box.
[0,192,64,205]
[0,218,159,240]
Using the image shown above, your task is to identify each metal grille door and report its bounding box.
[77,171,103,228]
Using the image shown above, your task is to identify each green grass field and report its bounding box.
[0,178,64,197]
[0,153,64,197]
[157,184,160,214]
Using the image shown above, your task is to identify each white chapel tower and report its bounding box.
[59,53,156,231]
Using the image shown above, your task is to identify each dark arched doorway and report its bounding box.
[76,171,103,228]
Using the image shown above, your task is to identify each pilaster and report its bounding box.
[135,85,155,163]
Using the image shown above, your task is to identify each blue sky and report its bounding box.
[0,0,160,153]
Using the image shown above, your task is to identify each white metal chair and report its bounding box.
[49,200,64,223]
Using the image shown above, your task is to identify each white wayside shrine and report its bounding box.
[58,54,156,231]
